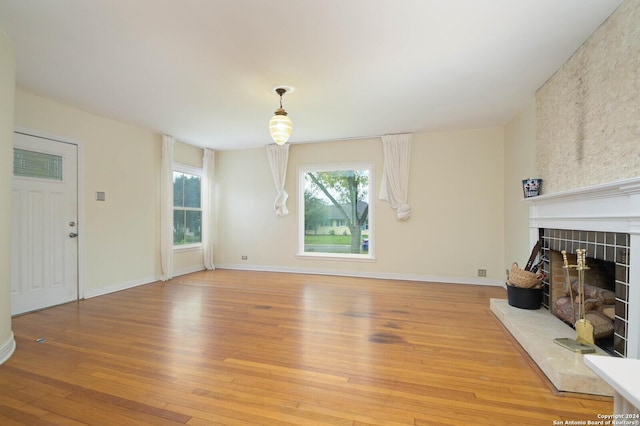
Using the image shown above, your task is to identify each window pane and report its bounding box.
[173,209,186,244]
[173,171,201,208]
[185,210,202,243]
[302,168,370,256]
[14,148,63,180]
[173,172,185,207]
[183,174,201,208]
[173,210,202,245]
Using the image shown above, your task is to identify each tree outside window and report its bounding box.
[299,163,373,258]
[173,169,202,246]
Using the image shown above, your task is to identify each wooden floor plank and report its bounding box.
[1,269,613,425]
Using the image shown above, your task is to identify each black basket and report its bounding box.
[507,284,542,309]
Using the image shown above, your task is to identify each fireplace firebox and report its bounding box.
[539,229,627,356]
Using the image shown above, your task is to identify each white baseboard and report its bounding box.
[83,267,208,299]
[81,264,502,300]
[0,332,16,365]
[172,265,206,277]
[83,275,159,299]
[215,263,504,287]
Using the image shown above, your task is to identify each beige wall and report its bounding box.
[175,141,203,168]
[14,90,162,296]
[537,0,639,193]
[215,128,505,283]
[0,29,16,363]
[504,101,537,274]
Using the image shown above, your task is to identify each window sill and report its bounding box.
[173,244,203,253]
[296,252,376,262]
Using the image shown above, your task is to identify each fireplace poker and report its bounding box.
[554,250,595,353]
[561,250,575,323]
[575,249,594,345]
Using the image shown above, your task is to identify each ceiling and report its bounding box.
[0,0,623,151]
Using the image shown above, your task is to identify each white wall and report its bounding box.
[14,90,162,296]
[0,29,16,364]
[215,128,505,284]
[504,101,537,274]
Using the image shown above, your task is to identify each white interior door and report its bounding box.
[11,132,78,315]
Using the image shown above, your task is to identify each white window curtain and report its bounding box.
[266,143,290,216]
[202,149,216,270]
[160,135,175,280]
[379,133,412,221]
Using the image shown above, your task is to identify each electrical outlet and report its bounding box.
[478,269,487,277]
[241,255,248,260]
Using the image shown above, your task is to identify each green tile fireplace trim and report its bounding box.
[540,228,630,358]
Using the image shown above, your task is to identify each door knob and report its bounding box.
[69,232,78,238]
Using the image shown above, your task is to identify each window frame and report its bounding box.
[297,161,375,261]
[173,163,203,251]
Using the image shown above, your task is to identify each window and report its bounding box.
[299,162,373,259]
[173,164,202,247]
[14,148,63,181]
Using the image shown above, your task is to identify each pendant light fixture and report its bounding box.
[269,86,293,145]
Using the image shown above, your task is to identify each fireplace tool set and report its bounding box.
[554,249,596,353]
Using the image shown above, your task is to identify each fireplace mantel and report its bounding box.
[526,176,640,359]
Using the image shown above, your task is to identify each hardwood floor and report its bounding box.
[1,270,611,425]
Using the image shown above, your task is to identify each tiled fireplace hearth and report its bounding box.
[526,177,640,360]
